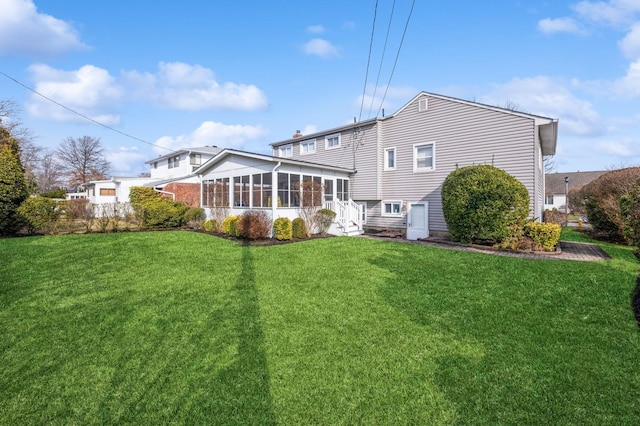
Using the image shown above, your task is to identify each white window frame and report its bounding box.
[325,133,341,150]
[382,200,403,217]
[279,144,293,157]
[300,139,316,155]
[384,147,396,171]
[413,142,435,173]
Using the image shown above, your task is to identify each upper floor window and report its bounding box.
[153,161,158,169]
[413,142,435,172]
[384,147,396,170]
[168,155,180,169]
[190,153,202,165]
[300,139,316,155]
[325,133,341,150]
[100,188,116,196]
[279,144,293,157]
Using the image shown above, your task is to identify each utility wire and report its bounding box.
[358,0,379,123]
[377,0,415,118]
[0,70,172,152]
[367,0,396,118]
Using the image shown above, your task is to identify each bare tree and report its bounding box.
[37,150,64,193]
[0,99,41,184]
[294,178,324,236]
[56,136,111,190]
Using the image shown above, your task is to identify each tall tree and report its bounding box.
[37,150,64,193]
[0,130,29,236]
[1,98,41,192]
[56,136,111,190]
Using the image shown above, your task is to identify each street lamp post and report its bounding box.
[564,176,570,217]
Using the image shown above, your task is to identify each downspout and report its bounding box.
[271,162,281,222]
[271,161,282,238]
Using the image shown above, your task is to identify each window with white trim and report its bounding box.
[418,98,428,112]
[384,147,396,170]
[300,139,316,155]
[168,155,180,169]
[278,144,293,157]
[190,153,202,165]
[325,133,341,150]
[413,142,435,172]
[382,200,403,217]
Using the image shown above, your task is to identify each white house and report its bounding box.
[544,171,605,213]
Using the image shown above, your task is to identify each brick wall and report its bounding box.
[163,183,200,207]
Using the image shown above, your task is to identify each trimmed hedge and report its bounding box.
[129,187,189,228]
[292,217,307,239]
[17,196,60,234]
[442,164,530,244]
[202,219,217,232]
[273,217,292,240]
[221,215,239,236]
[524,222,562,252]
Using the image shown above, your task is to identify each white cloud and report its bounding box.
[122,62,268,110]
[303,38,339,58]
[106,146,148,175]
[26,64,123,125]
[538,18,585,34]
[153,121,268,153]
[301,125,318,135]
[0,0,87,56]
[613,59,640,95]
[485,76,606,137]
[306,25,325,34]
[595,138,635,156]
[619,22,640,58]
[572,0,640,28]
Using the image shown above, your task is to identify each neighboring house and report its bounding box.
[86,176,156,206]
[86,146,221,211]
[544,171,606,213]
[269,91,558,239]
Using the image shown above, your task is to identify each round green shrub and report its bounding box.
[292,217,307,239]
[17,196,60,234]
[441,164,530,244]
[221,215,239,236]
[273,217,292,240]
[202,219,217,232]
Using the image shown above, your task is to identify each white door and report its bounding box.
[406,202,429,240]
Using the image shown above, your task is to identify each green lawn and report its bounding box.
[1,231,639,425]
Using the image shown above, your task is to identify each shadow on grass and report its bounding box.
[213,241,277,424]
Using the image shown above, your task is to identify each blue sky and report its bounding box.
[1,0,640,176]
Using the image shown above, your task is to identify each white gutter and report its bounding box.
[154,189,175,200]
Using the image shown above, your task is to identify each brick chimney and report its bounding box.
[293,130,303,138]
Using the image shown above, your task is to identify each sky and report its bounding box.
[2,0,640,176]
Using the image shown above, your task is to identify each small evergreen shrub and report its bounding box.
[221,215,239,235]
[524,222,562,252]
[441,164,530,244]
[202,219,217,232]
[184,207,205,229]
[17,196,60,234]
[129,186,188,228]
[317,208,336,234]
[273,217,292,240]
[238,210,272,240]
[292,217,307,239]
[40,189,67,199]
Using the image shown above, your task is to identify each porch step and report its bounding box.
[342,226,364,236]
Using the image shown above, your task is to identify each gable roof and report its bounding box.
[145,146,222,164]
[196,148,355,175]
[270,91,558,155]
[270,118,377,148]
[545,171,607,194]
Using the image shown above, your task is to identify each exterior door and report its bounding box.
[406,202,429,240]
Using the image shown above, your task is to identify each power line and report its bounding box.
[367,0,396,118]
[0,70,172,152]
[358,0,379,123]
[377,0,416,118]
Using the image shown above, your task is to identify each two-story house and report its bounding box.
[196,92,558,239]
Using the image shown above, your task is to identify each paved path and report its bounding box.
[359,235,611,262]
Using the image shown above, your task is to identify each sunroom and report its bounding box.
[196,149,363,235]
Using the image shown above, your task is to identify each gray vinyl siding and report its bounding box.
[284,123,379,199]
[375,94,538,233]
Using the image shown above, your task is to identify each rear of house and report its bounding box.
[271,92,557,238]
